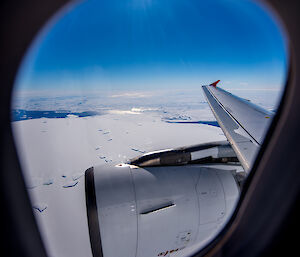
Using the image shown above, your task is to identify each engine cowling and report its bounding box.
[85,164,239,257]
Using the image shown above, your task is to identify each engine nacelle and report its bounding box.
[85,164,239,257]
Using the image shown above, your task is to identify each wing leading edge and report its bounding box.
[202,81,274,172]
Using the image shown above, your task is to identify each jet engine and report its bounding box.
[85,158,240,257]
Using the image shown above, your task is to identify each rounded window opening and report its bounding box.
[11,1,288,257]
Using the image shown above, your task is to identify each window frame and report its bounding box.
[0,0,299,256]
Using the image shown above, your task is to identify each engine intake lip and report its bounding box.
[85,167,104,257]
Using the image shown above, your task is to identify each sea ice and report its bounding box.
[72,172,84,181]
[33,203,48,213]
[62,181,79,188]
[131,148,146,153]
[43,178,54,185]
[66,114,78,118]
[26,177,42,189]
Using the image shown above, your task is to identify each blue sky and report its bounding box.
[15,0,288,94]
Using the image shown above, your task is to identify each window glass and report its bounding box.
[11,1,288,257]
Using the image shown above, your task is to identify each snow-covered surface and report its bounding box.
[11,110,226,257]
[10,88,281,257]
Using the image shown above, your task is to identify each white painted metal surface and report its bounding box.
[207,86,273,144]
[93,164,239,257]
[93,165,138,257]
[202,85,273,172]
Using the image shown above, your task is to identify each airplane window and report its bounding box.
[11,0,288,257]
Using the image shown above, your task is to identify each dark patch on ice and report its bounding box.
[163,115,191,121]
[95,147,100,150]
[63,181,78,188]
[33,204,47,213]
[165,120,220,127]
[61,175,67,178]
[43,179,54,185]
[131,148,146,153]
[11,109,101,121]
[99,156,106,159]
[72,172,84,180]
[98,129,103,131]
[107,138,112,141]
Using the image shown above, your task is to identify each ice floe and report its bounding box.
[33,203,48,213]
[43,178,54,186]
[62,181,79,188]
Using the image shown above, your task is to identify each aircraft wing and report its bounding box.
[202,81,274,172]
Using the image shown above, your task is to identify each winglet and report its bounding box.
[209,80,220,87]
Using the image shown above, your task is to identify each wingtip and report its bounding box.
[209,80,220,87]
